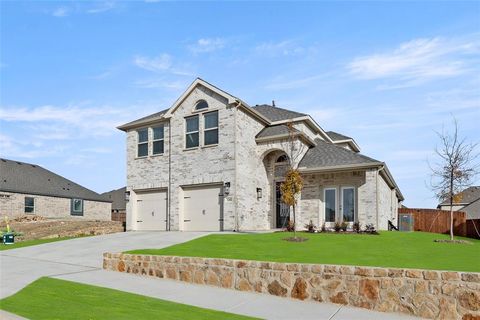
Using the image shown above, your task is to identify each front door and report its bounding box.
[276,182,290,228]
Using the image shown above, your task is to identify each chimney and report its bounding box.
[272,100,275,107]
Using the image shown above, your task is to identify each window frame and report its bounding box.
[152,125,165,155]
[71,198,84,216]
[203,111,219,146]
[324,187,337,223]
[194,99,209,111]
[341,186,356,223]
[24,196,35,214]
[137,128,149,158]
[185,115,200,149]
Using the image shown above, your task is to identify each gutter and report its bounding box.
[298,162,384,173]
[255,132,316,147]
[378,164,405,201]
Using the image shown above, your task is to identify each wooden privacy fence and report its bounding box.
[466,219,480,239]
[397,208,466,237]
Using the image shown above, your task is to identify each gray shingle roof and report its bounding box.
[118,108,169,129]
[0,158,110,202]
[298,139,380,169]
[256,124,300,139]
[102,187,126,210]
[326,131,353,141]
[440,186,480,205]
[252,104,307,122]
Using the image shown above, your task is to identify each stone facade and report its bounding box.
[124,81,401,232]
[0,191,111,220]
[104,253,480,320]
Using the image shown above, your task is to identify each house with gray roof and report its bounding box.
[0,158,111,220]
[437,186,480,220]
[118,78,403,232]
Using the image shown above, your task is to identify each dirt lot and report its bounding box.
[1,215,124,241]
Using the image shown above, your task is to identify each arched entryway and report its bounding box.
[262,150,291,229]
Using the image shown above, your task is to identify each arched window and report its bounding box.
[195,100,208,110]
[276,155,288,163]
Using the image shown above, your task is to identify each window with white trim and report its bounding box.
[185,115,199,148]
[25,197,34,214]
[152,126,164,155]
[137,128,148,157]
[204,111,218,145]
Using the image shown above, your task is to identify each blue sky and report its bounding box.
[1,1,479,207]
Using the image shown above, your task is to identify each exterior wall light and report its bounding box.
[257,188,263,199]
[224,182,230,196]
[125,191,131,202]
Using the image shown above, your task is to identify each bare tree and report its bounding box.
[429,118,479,240]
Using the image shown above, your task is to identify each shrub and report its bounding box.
[364,223,379,235]
[304,220,317,233]
[353,222,361,233]
[285,220,295,232]
[320,222,326,232]
[333,222,342,232]
[340,221,348,232]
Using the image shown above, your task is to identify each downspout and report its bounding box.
[233,100,241,232]
[168,121,172,231]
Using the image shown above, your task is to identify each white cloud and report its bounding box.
[189,38,226,54]
[86,1,116,14]
[133,54,193,77]
[52,7,69,17]
[347,36,480,85]
[255,40,305,57]
[134,54,172,72]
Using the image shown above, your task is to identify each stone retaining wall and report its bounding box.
[103,253,480,320]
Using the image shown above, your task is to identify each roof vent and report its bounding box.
[272,100,276,107]
[31,165,36,168]
[1,159,6,162]
[16,162,22,165]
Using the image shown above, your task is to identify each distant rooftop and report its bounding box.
[0,158,109,202]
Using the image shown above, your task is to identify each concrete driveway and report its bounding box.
[0,232,421,320]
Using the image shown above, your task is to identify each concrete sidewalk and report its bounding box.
[0,232,422,320]
[53,269,420,320]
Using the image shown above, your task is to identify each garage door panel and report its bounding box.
[183,184,223,231]
[136,190,167,231]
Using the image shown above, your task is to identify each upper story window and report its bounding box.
[137,128,148,157]
[204,111,218,145]
[195,100,208,111]
[152,126,164,155]
[71,198,84,216]
[25,197,34,214]
[185,115,199,148]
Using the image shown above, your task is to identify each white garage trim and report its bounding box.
[134,189,167,231]
[182,183,223,231]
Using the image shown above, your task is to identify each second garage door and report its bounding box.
[183,184,223,231]
[135,190,167,231]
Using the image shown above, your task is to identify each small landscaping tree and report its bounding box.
[280,122,305,239]
[429,118,478,240]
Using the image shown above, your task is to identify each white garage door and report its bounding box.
[183,184,223,231]
[135,190,167,231]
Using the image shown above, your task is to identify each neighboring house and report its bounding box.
[102,187,127,215]
[437,186,480,220]
[0,158,111,220]
[118,78,403,232]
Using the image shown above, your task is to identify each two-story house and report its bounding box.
[118,78,403,232]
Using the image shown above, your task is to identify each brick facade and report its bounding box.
[0,191,111,220]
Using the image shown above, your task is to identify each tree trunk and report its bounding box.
[293,205,296,239]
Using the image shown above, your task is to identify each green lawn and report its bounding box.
[127,231,480,272]
[0,237,80,251]
[0,277,257,320]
